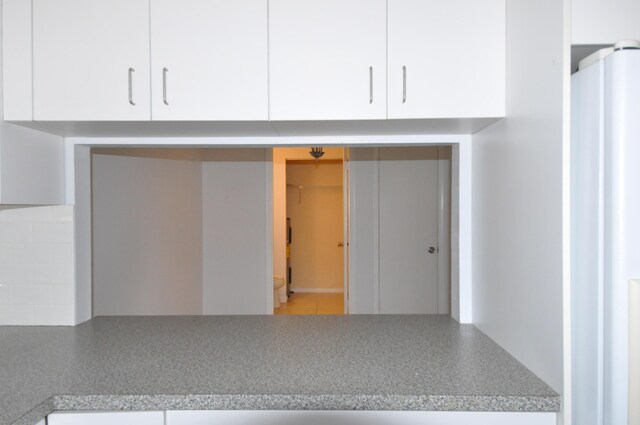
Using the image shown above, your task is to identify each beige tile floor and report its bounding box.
[275,293,344,315]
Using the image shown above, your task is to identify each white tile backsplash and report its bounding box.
[0,284,10,304]
[0,304,34,325]
[31,222,74,243]
[0,206,75,326]
[0,264,32,284]
[32,304,74,325]
[0,222,31,243]
[0,244,34,265]
[51,284,74,305]
[32,263,74,284]
[10,284,54,305]
[31,243,74,265]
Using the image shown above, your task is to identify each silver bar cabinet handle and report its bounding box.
[162,68,169,106]
[369,66,373,104]
[128,68,135,106]
[402,66,407,104]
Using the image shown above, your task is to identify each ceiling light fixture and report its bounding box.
[309,147,325,161]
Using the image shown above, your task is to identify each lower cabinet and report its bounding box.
[47,410,557,425]
[47,412,164,425]
[166,411,556,425]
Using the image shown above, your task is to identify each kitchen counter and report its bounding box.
[0,315,560,425]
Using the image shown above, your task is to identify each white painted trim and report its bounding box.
[372,147,380,313]
[265,149,274,314]
[68,134,464,147]
[64,136,472,322]
[343,148,350,314]
[346,151,356,314]
[437,146,452,315]
[292,288,344,294]
[457,136,472,324]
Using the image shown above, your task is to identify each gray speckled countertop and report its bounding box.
[0,316,560,425]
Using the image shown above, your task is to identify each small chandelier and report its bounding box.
[309,147,325,160]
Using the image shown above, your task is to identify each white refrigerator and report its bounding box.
[571,43,640,425]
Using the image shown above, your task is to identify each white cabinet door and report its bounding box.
[150,0,268,121]
[379,147,440,314]
[388,0,505,119]
[2,0,33,121]
[167,410,557,425]
[33,0,151,120]
[47,412,164,425]
[269,0,386,121]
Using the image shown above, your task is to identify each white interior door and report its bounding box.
[33,0,151,120]
[269,0,387,120]
[379,147,440,314]
[150,0,268,120]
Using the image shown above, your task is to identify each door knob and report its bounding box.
[338,242,344,247]
[428,247,438,254]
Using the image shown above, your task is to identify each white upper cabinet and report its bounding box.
[48,412,164,425]
[269,0,387,121]
[150,0,268,121]
[3,0,506,125]
[32,0,151,120]
[387,0,505,119]
[2,0,33,121]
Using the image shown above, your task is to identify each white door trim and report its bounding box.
[343,148,351,314]
[67,135,472,323]
[437,146,452,315]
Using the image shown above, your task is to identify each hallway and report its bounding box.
[275,293,344,315]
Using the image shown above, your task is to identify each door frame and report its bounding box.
[343,148,350,314]
[66,135,471,323]
[273,150,347,312]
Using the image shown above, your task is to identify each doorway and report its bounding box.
[81,145,456,318]
[272,148,346,315]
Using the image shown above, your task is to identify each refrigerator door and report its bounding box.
[572,48,640,425]
[603,48,640,425]
[571,54,606,425]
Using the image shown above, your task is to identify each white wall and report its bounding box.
[92,152,203,315]
[0,125,65,204]
[348,148,378,313]
[81,148,275,317]
[471,0,565,394]
[0,205,75,325]
[73,145,91,324]
[572,0,640,45]
[202,149,272,314]
[286,162,343,292]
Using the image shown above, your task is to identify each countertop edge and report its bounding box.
[10,393,561,424]
[10,398,56,425]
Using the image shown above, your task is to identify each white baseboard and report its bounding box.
[291,288,344,294]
